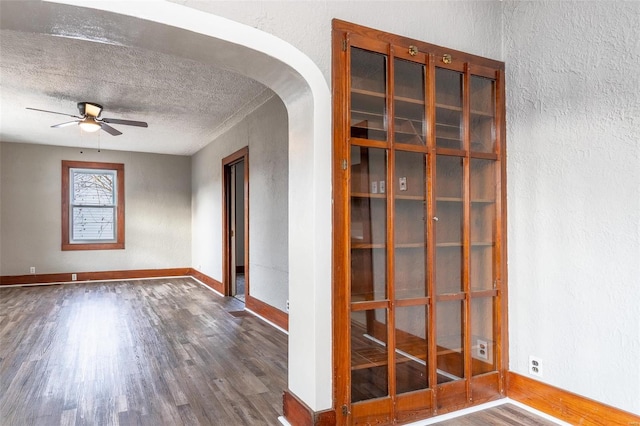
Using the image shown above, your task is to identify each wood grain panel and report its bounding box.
[508,371,640,425]
[246,294,288,332]
[0,268,190,286]
[283,390,336,426]
[188,268,224,294]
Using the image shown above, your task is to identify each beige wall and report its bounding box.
[191,94,289,312]
[0,142,192,276]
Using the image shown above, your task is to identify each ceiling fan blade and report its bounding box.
[26,107,81,119]
[51,121,80,128]
[100,122,123,136]
[101,118,148,128]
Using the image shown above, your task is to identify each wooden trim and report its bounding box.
[508,372,640,425]
[245,293,288,332]
[189,268,224,294]
[61,160,125,251]
[283,390,336,426]
[332,19,504,71]
[222,147,250,297]
[0,268,190,286]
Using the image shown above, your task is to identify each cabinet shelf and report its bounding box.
[436,197,495,203]
[352,87,385,99]
[352,192,386,199]
[350,242,428,249]
[351,242,386,249]
[396,195,425,201]
[436,242,495,248]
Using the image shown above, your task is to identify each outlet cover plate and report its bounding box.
[477,339,489,360]
[529,355,543,377]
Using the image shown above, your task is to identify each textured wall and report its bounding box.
[173,0,504,82]
[504,1,640,414]
[191,95,289,312]
[0,142,192,276]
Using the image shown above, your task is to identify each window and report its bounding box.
[62,161,125,250]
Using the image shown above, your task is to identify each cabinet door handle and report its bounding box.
[433,216,439,221]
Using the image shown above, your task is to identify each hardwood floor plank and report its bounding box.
[432,403,560,425]
[0,278,287,425]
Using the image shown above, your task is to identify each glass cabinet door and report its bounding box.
[335,22,505,422]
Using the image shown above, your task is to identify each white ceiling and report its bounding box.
[0,2,273,156]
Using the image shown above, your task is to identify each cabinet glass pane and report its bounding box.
[394,151,427,299]
[470,76,496,153]
[435,68,463,150]
[351,146,387,301]
[394,58,425,146]
[351,47,387,141]
[396,305,429,394]
[436,301,464,383]
[471,297,496,376]
[351,309,389,402]
[470,159,496,292]
[435,156,464,295]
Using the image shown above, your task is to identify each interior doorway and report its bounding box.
[223,147,249,303]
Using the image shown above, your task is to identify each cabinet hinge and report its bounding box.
[342,39,347,51]
[341,404,349,416]
[342,159,348,170]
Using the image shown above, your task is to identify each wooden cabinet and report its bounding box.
[332,20,507,424]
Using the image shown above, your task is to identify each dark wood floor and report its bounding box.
[430,403,560,425]
[0,278,287,425]
[0,277,560,426]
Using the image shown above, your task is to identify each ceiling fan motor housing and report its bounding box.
[77,102,103,118]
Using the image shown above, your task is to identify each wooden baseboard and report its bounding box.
[246,293,288,332]
[188,268,224,294]
[283,390,336,426]
[0,268,191,286]
[508,371,640,425]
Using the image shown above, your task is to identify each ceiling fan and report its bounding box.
[26,102,148,136]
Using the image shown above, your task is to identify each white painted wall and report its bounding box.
[504,1,640,415]
[0,141,191,276]
[191,94,289,312]
[175,0,504,81]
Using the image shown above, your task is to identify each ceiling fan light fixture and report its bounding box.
[79,117,101,133]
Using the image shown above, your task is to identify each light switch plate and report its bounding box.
[399,177,407,191]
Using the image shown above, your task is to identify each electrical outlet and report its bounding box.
[529,356,543,377]
[286,300,290,312]
[29,266,36,274]
[72,273,77,281]
[476,339,488,360]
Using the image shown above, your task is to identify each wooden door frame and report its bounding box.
[222,146,249,298]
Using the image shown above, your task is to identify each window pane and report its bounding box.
[351,47,387,141]
[394,151,427,299]
[72,206,115,241]
[72,170,115,205]
[394,58,425,146]
[351,309,389,402]
[351,146,388,301]
[436,300,464,383]
[435,68,463,150]
[395,304,429,394]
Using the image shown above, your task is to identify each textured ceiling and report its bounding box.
[0,4,272,156]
